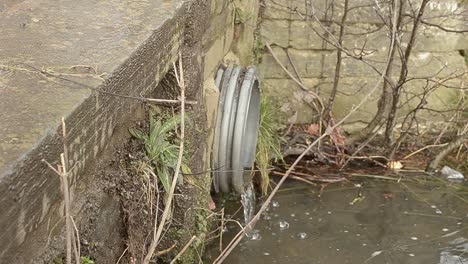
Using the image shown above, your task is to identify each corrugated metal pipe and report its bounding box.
[212,65,261,193]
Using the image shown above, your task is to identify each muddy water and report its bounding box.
[206,179,468,264]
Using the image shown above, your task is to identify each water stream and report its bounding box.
[206,177,468,263]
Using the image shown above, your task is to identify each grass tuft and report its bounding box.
[130,111,190,201]
[256,97,284,195]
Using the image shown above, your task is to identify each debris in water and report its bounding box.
[370,251,383,258]
[272,201,280,208]
[410,237,418,240]
[442,228,449,232]
[297,232,308,239]
[435,209,443,215]
[430,205,437,209]
[409,253,415,257]
[263,252,270,256]
[440,166,464,181]
[279,221,290,230]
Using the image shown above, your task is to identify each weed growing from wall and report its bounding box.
[130,112,190,201]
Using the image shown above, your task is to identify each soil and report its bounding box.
[42,93,213,264]
[90,101,212,263]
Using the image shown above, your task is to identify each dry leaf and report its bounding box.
[306,124,320,136]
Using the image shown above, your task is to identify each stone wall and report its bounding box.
[0,0,256,262]
[258,0,467,127]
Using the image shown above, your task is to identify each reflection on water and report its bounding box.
[206,179,468,264]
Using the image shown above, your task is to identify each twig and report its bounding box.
[154,243,177,257]
[325,0,349,121]
[143,53,186,264]
[170,236,197,264]
[403,143,448,160]
[115,247,129,264]
[219,208,224,252]
[346,173,401,181]
[0,64,197,105]
[271,171,317,186]
[70,216,81,263]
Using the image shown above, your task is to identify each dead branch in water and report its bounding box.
[426,132,468,172]
[213,17,398,260]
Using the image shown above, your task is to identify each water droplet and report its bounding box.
[272,201,280,208]
[410,237,418,240]
[250,233,261,240]
[279,221,290,230]
[435,209,442,215]
[248,230,262,241]
[297,232,308,239]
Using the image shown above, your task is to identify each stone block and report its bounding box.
[260,19,290,48]
[258,47,335,79]
[407,51,466,77]
[413,24,468,51]
[342,23,390,53]
[203,5,232,50]
[290,21,331,50]
[263,0,291,20]
[204,36,225,81]
[224,4,235,55]
[232,0,260,64]
[211,0,228,15]
[261,78,319,124]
